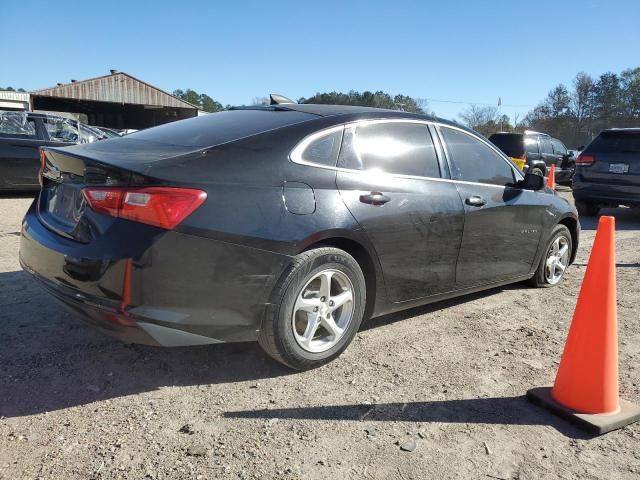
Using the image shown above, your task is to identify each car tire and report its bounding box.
[258,247,366,370]
[527,224,572,288]
[530,167,544,177]
[575,200,600,216]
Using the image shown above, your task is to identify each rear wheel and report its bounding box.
[258,247,366,370]
[527,224,572,288]
[575,200,600,216]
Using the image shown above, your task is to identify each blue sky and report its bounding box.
[4,0,639,122]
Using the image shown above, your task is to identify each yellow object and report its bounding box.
[511,157,526,171]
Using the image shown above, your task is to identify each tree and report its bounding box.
[299,90,426,114]
[458,105,503,136]
[172,88,223,113]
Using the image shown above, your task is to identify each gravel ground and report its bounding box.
[1,188,639,480]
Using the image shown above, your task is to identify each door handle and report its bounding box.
[465,195,486,207]
[359,192,390,206]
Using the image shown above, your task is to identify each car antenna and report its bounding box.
[269,94,296,105]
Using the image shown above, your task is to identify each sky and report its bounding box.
[4,0,640,122]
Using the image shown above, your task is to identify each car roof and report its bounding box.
[231,103,464,130]
[602,127,640,134]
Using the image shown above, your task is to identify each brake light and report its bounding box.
[576,154,595,165]
[82,187,207,229]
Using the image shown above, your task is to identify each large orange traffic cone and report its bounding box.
[527,216,640,434]
[546,164,556,189]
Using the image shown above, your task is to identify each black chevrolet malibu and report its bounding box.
[19,104,579,370]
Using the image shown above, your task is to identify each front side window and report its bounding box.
[525,136,539,156]
[338,122,440,178]
[551,139,568,156]
[0,112,36,138]
[441,127,516,187]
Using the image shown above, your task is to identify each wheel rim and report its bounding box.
[545,236,570,285]
[291,269,355,353]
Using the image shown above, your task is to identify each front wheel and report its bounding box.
[258,247,366,370]
[527,225,572,288]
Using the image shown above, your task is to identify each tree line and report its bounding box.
[459,67,640,147]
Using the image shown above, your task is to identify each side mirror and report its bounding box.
[522,172,545,191]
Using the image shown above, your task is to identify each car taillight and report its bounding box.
[82,187,207,229]
[39,148,46,186]
[576,154,595,165]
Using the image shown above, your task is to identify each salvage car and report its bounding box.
[0,111,102,191]
[572,128,640,215]
[20,105,579,370]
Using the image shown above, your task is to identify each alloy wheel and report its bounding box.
[291,269,355,353]
[545,236,570,285]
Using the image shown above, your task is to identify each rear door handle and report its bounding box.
[359,192,390,206]
[465,195,486,207]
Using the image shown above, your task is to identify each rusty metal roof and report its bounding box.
[31,72,197,109]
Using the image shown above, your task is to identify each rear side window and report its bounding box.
[0,112,36,138]
[292,127,343,167]
[44,117,81,143]
[588,132,640,155]
[488,134,524,158]
[338,122,440,178]
[441,127,515,186]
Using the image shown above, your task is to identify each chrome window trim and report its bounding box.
[289,119,532,191]
[289,125,345,168]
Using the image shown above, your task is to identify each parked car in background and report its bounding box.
[572,128,640,215]
[0,111,103,191]
[489,131,575,184]
[92,126,123,139]
[20,104,579,370]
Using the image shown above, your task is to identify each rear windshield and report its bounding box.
[587,131,640,155]
[488,134,524,157]
[127,109,317,148]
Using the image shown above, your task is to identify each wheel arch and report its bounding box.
[302,235,381,322]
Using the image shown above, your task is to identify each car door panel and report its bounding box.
[453,183,545,286]
[337,172,464,301]
[438,125,546,287]
[335,121,465,303]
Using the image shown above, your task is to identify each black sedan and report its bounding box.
[19,104,579,370]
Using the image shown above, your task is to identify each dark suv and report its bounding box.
[489,131,575,184]
[572,128,640,216]
[0,111,104,191]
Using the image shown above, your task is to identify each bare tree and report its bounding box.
[459,105,501,136]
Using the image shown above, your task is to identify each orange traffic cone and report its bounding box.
[546,164,556,189]
[527,216,640,435]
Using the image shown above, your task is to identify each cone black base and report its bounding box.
[527,387,640,435]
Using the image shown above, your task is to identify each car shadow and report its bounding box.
[579,207,640,231]
[0,270,557,427]
[0,270,295,418]
[223,396,594,439]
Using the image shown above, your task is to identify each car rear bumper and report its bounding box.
[19,202,292,346]
[572,181,640,206]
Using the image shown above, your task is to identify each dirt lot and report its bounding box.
[1,189,639,480]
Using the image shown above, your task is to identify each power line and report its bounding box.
[422,97,535,108]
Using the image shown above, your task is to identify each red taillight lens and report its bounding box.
[82,187,206,229]
[576,154,595,165]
